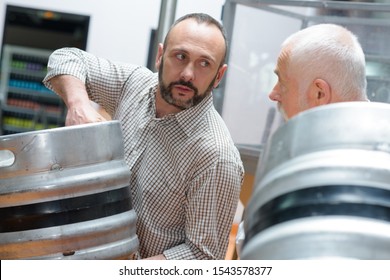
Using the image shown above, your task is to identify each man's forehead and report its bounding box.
[165,20,225,60]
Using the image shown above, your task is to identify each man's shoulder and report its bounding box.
[192,113,241,162]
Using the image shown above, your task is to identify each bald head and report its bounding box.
[281,24,367,101]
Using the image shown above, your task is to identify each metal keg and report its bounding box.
[242,102,390,259]
[0,121,138,259]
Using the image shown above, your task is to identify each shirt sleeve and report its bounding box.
[42,47,142,116]
[163,160,243,260]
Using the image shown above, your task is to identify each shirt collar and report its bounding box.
[175,93,214,137]
[149,85,214,137]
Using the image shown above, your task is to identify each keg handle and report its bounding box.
[0,149,15,168]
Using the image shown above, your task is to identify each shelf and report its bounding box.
[0,45,65,135]
[2,105,64,120]
[7,86,58,100]
[10,68,48,79]
[2,124,36,134]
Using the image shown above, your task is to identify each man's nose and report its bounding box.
[269,87,280,101]
[180,63,195,82]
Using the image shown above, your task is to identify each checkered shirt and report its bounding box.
[43,48,244,259]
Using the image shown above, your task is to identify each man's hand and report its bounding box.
[47,74,109,126]
[143,254,167,260]
[65,104,108,126]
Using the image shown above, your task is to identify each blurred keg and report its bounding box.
[242,102,390,259]
[0,121,138,259]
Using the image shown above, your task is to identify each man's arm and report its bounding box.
[48,74,107,125]
[43,47,141,125]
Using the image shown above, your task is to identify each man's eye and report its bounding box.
[176,53,185,60]
[200,60,210,67]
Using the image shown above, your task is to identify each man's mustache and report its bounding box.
[170,80,198,95]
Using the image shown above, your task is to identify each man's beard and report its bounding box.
[277,103,289,121]
[158,58,217,110]
[278,95,309,121]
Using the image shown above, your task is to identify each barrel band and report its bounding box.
[245,185,390,244]
[0,186,133,233]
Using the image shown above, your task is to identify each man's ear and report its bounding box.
[213,64,228,88]
[310,78,331,105]
[155,43,164,71]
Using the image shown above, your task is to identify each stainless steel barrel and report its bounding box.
[242,102,390,259]
[0,121,138,259]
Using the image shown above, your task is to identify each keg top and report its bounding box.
[0,120,126,177]
[258,101,390,179]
